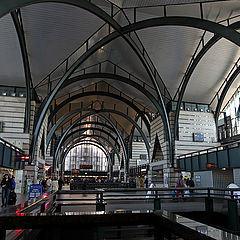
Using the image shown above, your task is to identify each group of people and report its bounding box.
[40,177,64,193]
[174,175,195,198]
[1,174,16,207]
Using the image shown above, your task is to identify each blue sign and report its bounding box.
[29,184,43,200]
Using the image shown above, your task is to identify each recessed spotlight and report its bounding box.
[11,93,16,97]
[2,92,7,96]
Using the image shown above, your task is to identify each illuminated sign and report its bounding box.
[16,155,30,162]
[80,165,92,169]
[72,169,80,174]
[206,163,216,169]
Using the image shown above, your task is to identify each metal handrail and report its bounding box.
[177,139,240,159]
[0,137,23,153]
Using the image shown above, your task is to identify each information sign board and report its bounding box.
[29,184,43,200]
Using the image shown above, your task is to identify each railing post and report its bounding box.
[40,202,45,213]
[228,190,239,231]
[0,229,6,240]
[154,190,161,210]
[96,192,105,211]
[205,188,213,213]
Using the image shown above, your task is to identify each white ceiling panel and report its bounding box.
[0,14,25,87]
[185,38,240,105]
[137,26,203,98]
[21,2,105,87]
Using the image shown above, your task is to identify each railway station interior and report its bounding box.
[1,0,240,239]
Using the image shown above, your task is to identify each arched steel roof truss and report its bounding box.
[48,91,150,132]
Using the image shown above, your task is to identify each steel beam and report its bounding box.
[47,108,122,149]
[11,10,32,133]
[60,127,121,151]
[62,135,120,164]
[60,135,120,167]
[48,91,150,132]
[30,16,240,166]
[53,109,150,172]
[53,110,128,172]
[129,114,140,160]
[174,20,240,139]
[2,0,171,166]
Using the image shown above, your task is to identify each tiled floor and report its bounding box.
[0,193,28,215]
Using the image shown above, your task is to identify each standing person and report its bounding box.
[46,177,52,193]
[175,175,185,198]
[58,177,64,191]
[189,178,195,193]
[8,176,17,205]
[144,177,148,188]
[11,176,16,191]
[41,178,47,193]
[1,174,12,207]
[52,178,58,192]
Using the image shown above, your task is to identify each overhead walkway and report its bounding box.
[177,140,240,171]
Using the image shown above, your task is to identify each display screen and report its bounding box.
[193,133,204,142]
[80,165,93,169]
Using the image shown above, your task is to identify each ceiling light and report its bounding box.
[19,93,24,97]
[200,109,203,112]
[11,93,16,97]
[2,92,7,96]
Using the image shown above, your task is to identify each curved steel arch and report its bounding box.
[60,138,113,166]
[61,141,112,173]
[57,121,124,168]
[54,109,150,172]
[60,134,121,167]
[61,135,120,164]
[53,110,128,172]
[48,91,150,132]
[2,0,170,165]
[59,121,121,150]
[31,16,240,166]
[60,127,121,151]
[47,107,121,149]
[174,20,240,139]
[129,114,140,160]
[215,66,240,127]
[11,10,32,133]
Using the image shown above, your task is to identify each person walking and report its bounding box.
[11,176,16,191]
[46,177,52,193]
[1,174,12,207]
[175,175,186,198]
[189,178,195,194]
[52,178,58,192]
[8,176,17,205]
[58,177,64,191]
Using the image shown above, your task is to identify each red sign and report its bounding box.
[16,155,30,162]
[80,165,92,169]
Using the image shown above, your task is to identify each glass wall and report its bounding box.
[219,88,240,138]
[64,143,108,172]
